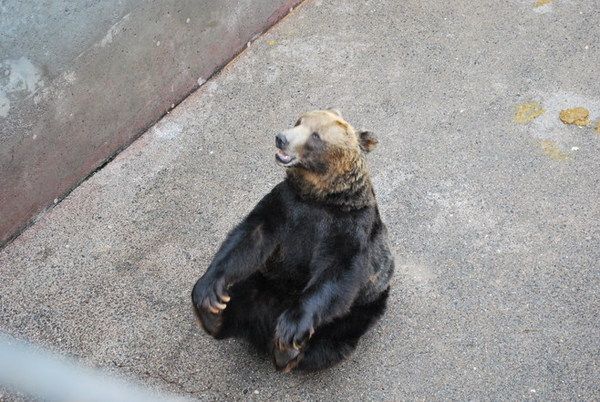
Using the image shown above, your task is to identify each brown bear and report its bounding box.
[191,109,394,372]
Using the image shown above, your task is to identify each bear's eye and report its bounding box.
[311,133,320,141]
[294,119,302,127]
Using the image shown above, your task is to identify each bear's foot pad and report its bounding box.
[274,347,304,373]
[196,308,224,337]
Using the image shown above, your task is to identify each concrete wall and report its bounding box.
[0,0,300,247]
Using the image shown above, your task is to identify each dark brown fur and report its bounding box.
[191,110,394,371]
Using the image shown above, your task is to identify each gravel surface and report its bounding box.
[1,0,598,400]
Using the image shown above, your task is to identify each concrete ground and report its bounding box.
[1,0,599,400]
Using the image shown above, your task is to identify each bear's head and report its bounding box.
[275,109,377,171]
[275,110,378,209]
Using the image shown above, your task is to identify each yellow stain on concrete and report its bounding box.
[534,0,554,7]
[595,121,600,134]
[539,141,571,161]
[267,40,277,46]
[559,107,591,127]
[515,102,546,124]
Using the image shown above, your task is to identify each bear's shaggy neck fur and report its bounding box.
[286,148,375,211]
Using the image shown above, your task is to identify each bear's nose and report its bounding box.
[276,133,288,149]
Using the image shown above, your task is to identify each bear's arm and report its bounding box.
[275,223,371,350]
[192,185,285,313]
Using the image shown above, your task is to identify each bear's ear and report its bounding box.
[359,131,378,153]
[326,108,343,118]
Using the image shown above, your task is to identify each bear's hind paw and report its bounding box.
[273,346,304,373]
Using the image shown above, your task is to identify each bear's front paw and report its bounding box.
[191,276,230,336]
[192,276,230,313]
[273,308,315,372]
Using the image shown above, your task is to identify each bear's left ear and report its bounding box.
[359,131,378,153]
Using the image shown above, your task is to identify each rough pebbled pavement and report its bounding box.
[1,0,599,400]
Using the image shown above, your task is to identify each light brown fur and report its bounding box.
[296,110,359,150]
[278,110,377,210]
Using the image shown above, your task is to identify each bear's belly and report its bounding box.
[260,245,312,295]
[261,263,310,294]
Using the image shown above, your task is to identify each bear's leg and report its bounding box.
[294,287,390,371]
[196,272,288,351]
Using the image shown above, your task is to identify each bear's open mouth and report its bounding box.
[276,149,296,165]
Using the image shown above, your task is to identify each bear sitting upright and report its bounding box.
[191,109,394,372]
